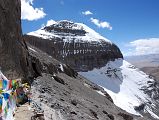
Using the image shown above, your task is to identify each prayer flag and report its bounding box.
[0,71,10,91]
[0,97,2,113]
[2,93,10,101]
[8,80,12,90]
[2,79,9,91]
[0,80,2,90]
[12,80,17,90]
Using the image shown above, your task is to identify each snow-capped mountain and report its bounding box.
[24,20,123,71]
[79,59,159,119]
[28,20,111,43]
[24,20,159,119]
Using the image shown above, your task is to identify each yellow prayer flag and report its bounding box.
[0,80,2,90]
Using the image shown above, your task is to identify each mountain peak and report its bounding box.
[28,20,111,43]
[44,20,82,30]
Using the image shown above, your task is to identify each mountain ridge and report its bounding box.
[125,54,159,68]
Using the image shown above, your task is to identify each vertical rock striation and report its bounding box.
[24,20,123,72]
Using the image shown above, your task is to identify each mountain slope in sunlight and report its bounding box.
[79,59,159,119]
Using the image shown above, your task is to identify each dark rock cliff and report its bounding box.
[0,0,30,79]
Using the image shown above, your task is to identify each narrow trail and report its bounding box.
[14,102,34,120]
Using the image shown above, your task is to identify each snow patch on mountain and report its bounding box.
[28,20,111,43]
[28,29,59,40]
[76,22,111,43]
[79,59,159,118]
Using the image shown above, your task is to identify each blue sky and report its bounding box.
[21,0,159,56]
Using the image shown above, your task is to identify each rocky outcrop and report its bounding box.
[0,0,30,79]
[27,43,78,79]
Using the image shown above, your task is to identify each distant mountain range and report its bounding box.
[125,53,159,81]
[125,54,159,68]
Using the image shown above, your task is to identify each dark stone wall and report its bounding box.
[0,0,29,79]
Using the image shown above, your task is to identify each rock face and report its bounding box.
[24,20,123,72]
[27,43,78,79]
[0,0,30,79]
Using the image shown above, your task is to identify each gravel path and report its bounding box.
[14,103,34,120]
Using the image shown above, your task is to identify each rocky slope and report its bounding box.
[24,20,123,71]
[28,43,145,120]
